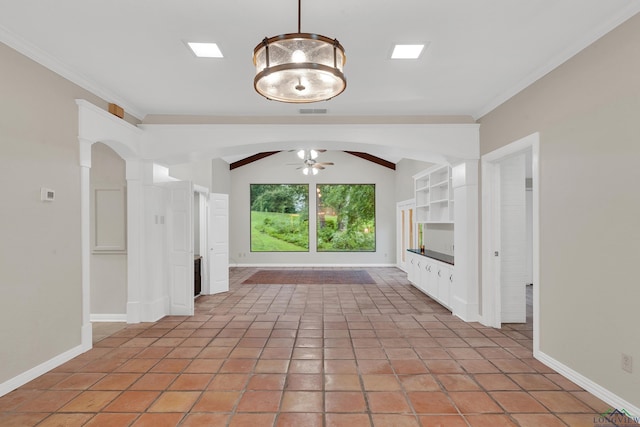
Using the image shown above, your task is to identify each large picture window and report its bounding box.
[316,184,376,252]
[250,184,309,252]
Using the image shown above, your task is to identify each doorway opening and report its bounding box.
[481,132,540,354]
[89,143,128,323]
[194,186,210,297]
[396,199,416,272]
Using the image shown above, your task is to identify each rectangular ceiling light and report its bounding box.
[188,42,223,58]
[391,44,425,59]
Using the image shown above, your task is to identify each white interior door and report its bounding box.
[166,181,194,315]
[209,193,229,294]
[194,187,209,295]
[499,154,527,323]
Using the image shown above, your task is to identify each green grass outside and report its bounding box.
[251,210,308,252]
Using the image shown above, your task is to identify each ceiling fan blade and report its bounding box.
[315,165,325,170]
[317,162,334,166]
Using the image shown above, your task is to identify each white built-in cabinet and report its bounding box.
[407,251,453,309]
[405,161,479,321]
[409,164,455,311]
[414,165,454,223]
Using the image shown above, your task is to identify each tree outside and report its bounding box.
[317,184,376,252]
[250,184,309,251]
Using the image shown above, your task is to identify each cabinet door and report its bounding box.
[416,258,428,293]
[418,259,429,294]
[437,264,453,308]
[407,253,417,284]
[424,260,437,297]
[414,256,421,289]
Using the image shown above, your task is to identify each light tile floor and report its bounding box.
[0,268,618,426]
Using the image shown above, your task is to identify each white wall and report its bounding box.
[424,223,454,256]
[212,158,231,194]
[90,143,127,317]
[168,158,212,189]
[394,158,433,202]
[230,151,396,266]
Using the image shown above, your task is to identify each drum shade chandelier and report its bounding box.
[252,0,346,103]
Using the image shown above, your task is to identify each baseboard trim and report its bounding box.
[90,313,127,322]
[536,350,640,415]
[230,263,398,268]
[81,322,93,352]
[451,297,479,322]
[127,301,141,324]
[141,297,167,322]
[0,344,85,397]
[127,297,167,324]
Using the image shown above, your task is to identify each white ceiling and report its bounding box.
[1,0,638,123]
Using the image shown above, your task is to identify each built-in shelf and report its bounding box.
[413,165,454,224]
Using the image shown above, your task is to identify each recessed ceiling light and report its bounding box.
[187,42,223,58]
[391,44,425,59]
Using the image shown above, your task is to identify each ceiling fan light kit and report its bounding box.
[298,149,318,160]
[253,0,346,103]
[302,167,319,175]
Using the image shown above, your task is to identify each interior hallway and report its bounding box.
[0,268,611,426]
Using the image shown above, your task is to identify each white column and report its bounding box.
[79,137,93,350]
[125,159,143,323]
[451,160,479,322]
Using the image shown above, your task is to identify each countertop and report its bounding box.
[407,249,454,266]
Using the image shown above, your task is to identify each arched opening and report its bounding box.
[89,143,128,340]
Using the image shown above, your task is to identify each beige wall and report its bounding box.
[0,42,113,383]
[479,13,640,406]
[90,143,127,316]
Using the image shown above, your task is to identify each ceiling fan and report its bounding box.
[288,149,334,175]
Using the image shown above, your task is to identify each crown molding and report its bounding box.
[474,3,640,120]
[0,25,145,120]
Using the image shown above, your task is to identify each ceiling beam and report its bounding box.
[345,151,396,170]
[229,151,280,170]
[230,150,397,171]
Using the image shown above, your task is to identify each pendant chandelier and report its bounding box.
[252,0,346,103]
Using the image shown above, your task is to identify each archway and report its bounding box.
[77,99,143,349]
[89,143,128,324]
